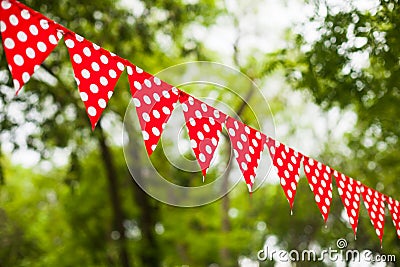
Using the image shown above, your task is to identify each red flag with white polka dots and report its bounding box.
[0,0,62,93]
[333,171,361,236]
[361,185,386,244]
[386,196,400,239]
[226,116,266,191]
[179,92,227,179]
[64,32,125,129]
[128,63,179,155]
[266,138,303,210]
[303,156,333,222]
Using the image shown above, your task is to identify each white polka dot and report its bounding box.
[144,79,151,87]
[4,38,15,49]
[13,79,20,90]
[162,106,170,115]
[127,66,133,75]
[89,84,99,93]
[245,154,251,162]
[162,90,170,98]
[152,127,160,136]
[241,162,248,171]
[93,43,100,50]
[109,69,117,79]
[143,95,151,105]
[284,170,290,178]
[240,134,247,142]
[136,66,143,73]
[98,98,106,109]
[228,128,235,137]
[195,110,202,119]
[9,15,18,26]
[154,77,161,85]
[17,31,27,42]
[13,54,24,66]
[108,91,113,99]
[249,146,255,154]
[209,117,215,125]
[281,178,286,186]
[57,31,63,40]
[151,144,157,151]
[153,110,160,119]
[20,72,29,83]
[277,158,283,166]
[87,106,97,116]
[49,35,58,45]
[20,9,30,20]
[100,76,108,86]
[81,69,90,79]
[287,189,293,199]
[73,54,82,64]
[189,118,196,126]
[40,19,49,30]
[75,77,80,86]
[255,131,262,139]
[199,153,206,162]
[117,62,125,71]
[0,21,6,33]
[91,62,100,71]
[37,42,47,52]
[134,81,142,90]
[203,124,210,132]
[133,98,141,107]
[205,145,212,154]
[375,229,380,237]
[75,34,84,42]
[315,195,320,203]
[152,93,160,102]
[197,131,204,140]
[322,206,327,214]
[29,25,38,35]
[65,39,75,48]
[189,140,197,149]
[200,103,208,112]
[142,112,150,122]
[100,55,109,64]
[1,1,11,9]
[80,92,88,101]
[237,141,243,150]
[83,47,91,57]
[211,137,217,146]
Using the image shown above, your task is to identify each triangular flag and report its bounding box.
[225,116,266,192]
[386,196,400,239]
[127,63,179,155]
[64,32,125,129]
[266,138,303,210]
[0,0,62,93]
[179,91,227,179]
[361,185,386,244]
[333,170,362,236]
[303,156,333,222]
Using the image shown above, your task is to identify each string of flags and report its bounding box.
[1,0,399,245]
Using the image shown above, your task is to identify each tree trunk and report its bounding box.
[97,125,131,267]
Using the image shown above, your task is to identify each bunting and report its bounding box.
[64,32,125,129]
[128,63,179,155]
[225,116,266,191]
[266,138,303,210]
[0,0,62,93]
[179,91,227,180]
[303,156,333,222]
[1,0,400,244]
[361,185,386,244]
[386,197,400,239]
[334,171,362,236]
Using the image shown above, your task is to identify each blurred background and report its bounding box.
[0,0,400,266]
